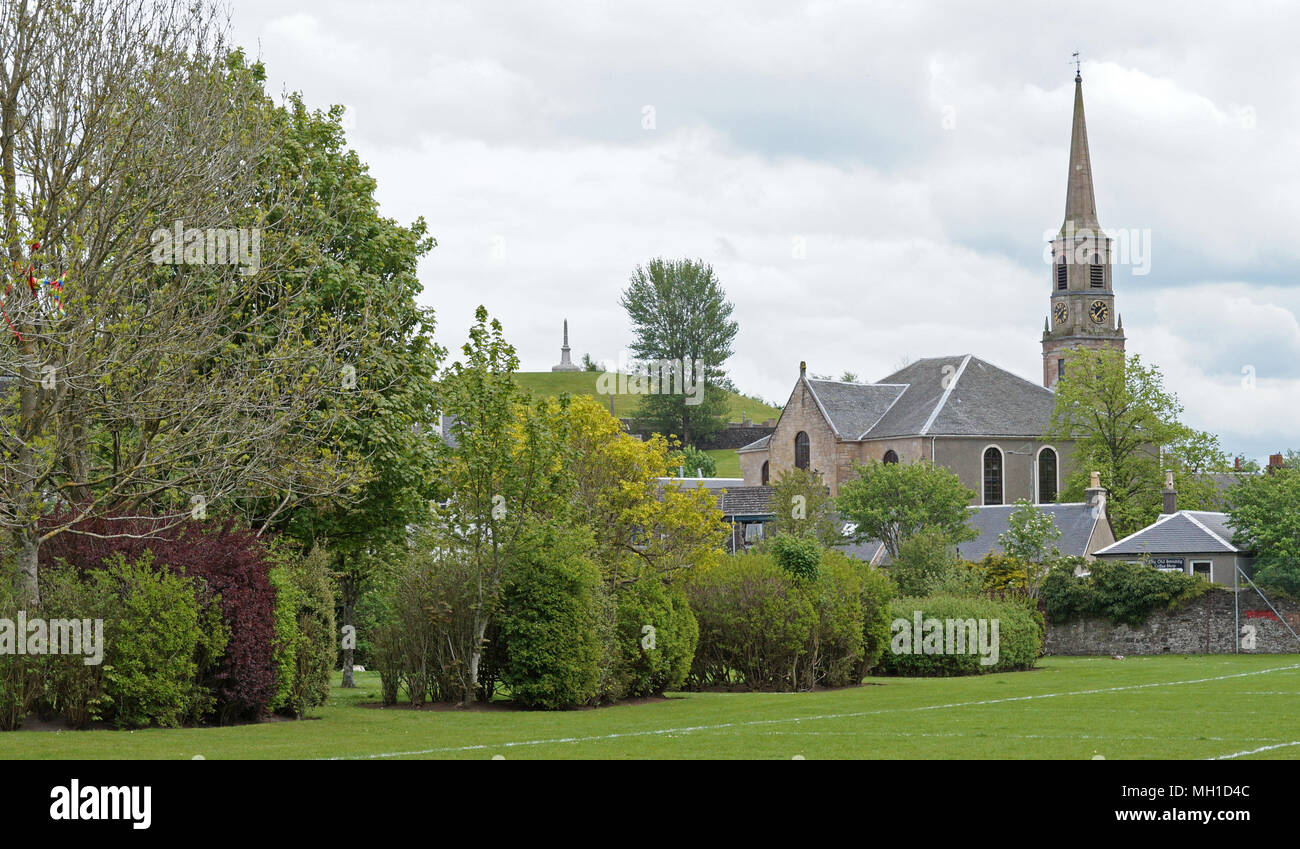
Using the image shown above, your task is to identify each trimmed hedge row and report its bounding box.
[877,595,1043,677]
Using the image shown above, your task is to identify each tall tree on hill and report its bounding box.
[619,257,738,446]
[1046,349,1229,538]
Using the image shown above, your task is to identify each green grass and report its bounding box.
[704,448,741,478]
[514,371,781,424]
[6,656,1300,759]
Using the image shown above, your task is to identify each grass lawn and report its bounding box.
[514,371,781,424]
[5,655,1300,759]
[704,448,741,478]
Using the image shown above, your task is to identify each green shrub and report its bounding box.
[498,524,603,709]
[615,578,698,697]
[1041,559,1213,625]
[810,553,866,687]
[687,553,817,690]
[768,534,822,579]
[878,595,1042,677]
[888,529,980,597]
[34,561,114,727]
[838,552,897,677]
[687,550,894,691]
[269,546,337,717]
[92,553,228,727]
[0,576,38,731]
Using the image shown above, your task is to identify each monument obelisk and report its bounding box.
[551,319,580,372]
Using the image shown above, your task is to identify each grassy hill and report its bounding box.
[514,371,781,424]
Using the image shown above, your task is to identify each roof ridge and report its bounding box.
[857,383,910,439]
[800,374,842,438]
[1181,511,1239,552]
[920,354,971,436]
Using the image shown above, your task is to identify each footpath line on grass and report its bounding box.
[326,661,1300,760]
[1210,740,1300,760]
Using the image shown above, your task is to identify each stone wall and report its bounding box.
[1045,587,1300,655]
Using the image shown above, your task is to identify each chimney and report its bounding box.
[1085,470,1107,516]
[1234,456,1242,471]
[800,361,807,377]
[1269,453,1284,474]
[1162,470,1177,515]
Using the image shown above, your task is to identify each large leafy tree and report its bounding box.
[619,257,738,445]
[1228,469,1300,596]
[997,499,1062,598]
[247,93,446,687]
[1047,349,1228,537]
[0,2,364,604]
[837,459,976,559]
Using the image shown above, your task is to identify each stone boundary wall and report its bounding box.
[622,421,776,450]
[1045,587,1300,655]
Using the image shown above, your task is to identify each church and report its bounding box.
[738,70,1125,506]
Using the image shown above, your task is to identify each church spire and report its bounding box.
[1061,70,1100,235]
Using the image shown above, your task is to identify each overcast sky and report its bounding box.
[231,1,1300,462]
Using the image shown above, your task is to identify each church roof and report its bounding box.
[844,354,1056,440]
[803,379,906,440]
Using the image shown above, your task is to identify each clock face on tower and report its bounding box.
[1053,302,1068,325]
[1090,300,1109,324]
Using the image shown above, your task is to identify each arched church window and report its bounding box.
[1090,253,1104,288]
[761,461,769,485]
[1056,256,1067,290]
[794,432,810,470]
[983,446,1003,506]
[882,450,899,465]
[1038,447,1058,504]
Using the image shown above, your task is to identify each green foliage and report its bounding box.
[620,257,740,446]
[92,554,228,728]
[33,562,113,728]
[1228,468,1300,596]
[878,596,1042,676]
[969,552,1032,593]
[997,500,1062,597]
[1048,350,1229,537]
[687,553,818,691]
[614,579,699,698]
[768,533,822,580]
[1041,559,1214,625]
[669,444,717,478]
[837,460,976,558]
[887,529,982,597]
[766,467,842,547]
[268,546,337,717]
[687,549,890,691]
[0,574,37,730]
[498,524,603,709]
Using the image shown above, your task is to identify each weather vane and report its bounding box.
[1072,51,1081,79]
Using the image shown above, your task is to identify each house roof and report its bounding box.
[657,479,773,519]
[957,502,1103,562]
[1094,511,1242,557]
[737,434,770,453]
[793,355,1056,444]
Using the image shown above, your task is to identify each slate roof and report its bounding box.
[956,502,1104,562]
[657,479,773,519]
[737,434,770,453]
[798,355,1056,442]
[1095,511,1242,557]
[803,379,905,440]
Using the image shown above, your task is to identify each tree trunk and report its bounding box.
[15,530,38,608]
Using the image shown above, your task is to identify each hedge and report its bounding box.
[1041,560,1214,626]
[877,595,1042,676]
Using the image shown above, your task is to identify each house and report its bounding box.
[1092,474,1249,584]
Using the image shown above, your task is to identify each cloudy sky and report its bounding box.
[230,1,1300,461]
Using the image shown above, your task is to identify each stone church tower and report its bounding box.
[1042,70,1125,388]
